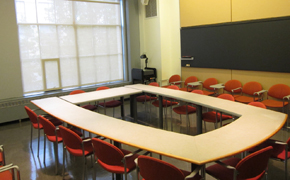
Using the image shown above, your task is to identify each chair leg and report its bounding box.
[30,125,33,150]
[53,141,59,175]
[62,145,66,179]
[285,159,288,180]
[180,115,182,133]
[43,136,46,164]
[37,128,40,157]
[83,155,86,180]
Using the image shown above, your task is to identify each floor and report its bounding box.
[0,99,289,180]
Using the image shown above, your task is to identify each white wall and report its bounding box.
[138,0,181,85]
[0,0,23,99]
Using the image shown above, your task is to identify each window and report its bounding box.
[15,0,124,94]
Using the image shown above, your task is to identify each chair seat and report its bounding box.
[202,111,233,123]
[152,100,178,107]
[97,149,139,174]
[0,170,13,179]
[81,104,97,111]
[136,95,157,102]
[173,105,196,114]
[99,100,122,108]
[234,95,259,103]
[201,90,215,96]
[262,99,288,108]
[206,157,265,180]
[66,138,93,157]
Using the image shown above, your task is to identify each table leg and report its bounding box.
[121,97,125,120]
[196,105,203,134]
[159,95,163,129]
[130,94,137,122]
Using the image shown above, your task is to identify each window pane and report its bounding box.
[79,57,96,84]
[21,58,43,92]
[55,0,73,24]
[36,0,55,23]
[15,0,37,23]
[18,25,40,60]
[44,60,60,89]
[77,26,94,56]
[58,26,76,57]
[60,57,79,87]
[39,25,59,59]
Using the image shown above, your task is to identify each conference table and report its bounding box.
[31,84,287,178]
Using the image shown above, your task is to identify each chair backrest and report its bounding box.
[69,89,85,95]
[217,94,235,101]
[96,86,110,91]
[137,155,185,180]
[24,106,38,125]
[203,78,218,90]
[0,145,5,166]
[38,115,56,137]
[167,85,179,90]
[224,80,242,93]
[184,76,198,86]
[169,75,181,84]
[59,126,82,153]
[235,146,273,179]
[91,138,124,166]
[149,82,159,87]
[192,90,204,95]
[267,84,290,99]
[248,102,266,109]
[242,81,262,95]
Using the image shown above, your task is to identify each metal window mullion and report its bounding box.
[72,2,82,87]
[120,0,127,82]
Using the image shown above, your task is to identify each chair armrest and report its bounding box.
[231,87,242,93]
[283,94,290,100]
[268,139,287,145]
[170,81,183,85]
[188,81,202,87]
[210,83,225,90]
[124,149,143,159]
[215,160,236,170]
[253,90,267,96]
[82,138,92,143]
[184,165,203,180]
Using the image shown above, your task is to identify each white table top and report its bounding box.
[32,85,287,165]
[60,87,142,104]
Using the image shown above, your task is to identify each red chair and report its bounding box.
[261,84,290,113]
[223,79,242,97]
[248,102,267,109]
[69,90,97,111]
[201,78,218,96]
[0,164,21,180]
[91,138,140,180]
[136,155,202,180]
[96,86,122,117]
[24,106,62,157]
[180,76,198,92]
[173,90,204,134]
[163,74,181,88]
[202,94,234,132]
[152,85,179,131]
[0,145,5,166]
[234,81,265,103]
[59,125,93,180]
[248,137,290,180]
[206,146,273,180]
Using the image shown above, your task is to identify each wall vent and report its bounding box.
[146,0,157,18]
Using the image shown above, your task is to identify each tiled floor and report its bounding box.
[0,99,289,180]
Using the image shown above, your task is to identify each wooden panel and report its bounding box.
[232,70,290,90]
[181,67,231,83]
[179,0,231,27]
[232,0,290,22]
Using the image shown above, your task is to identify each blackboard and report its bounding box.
[180,16,290,73]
